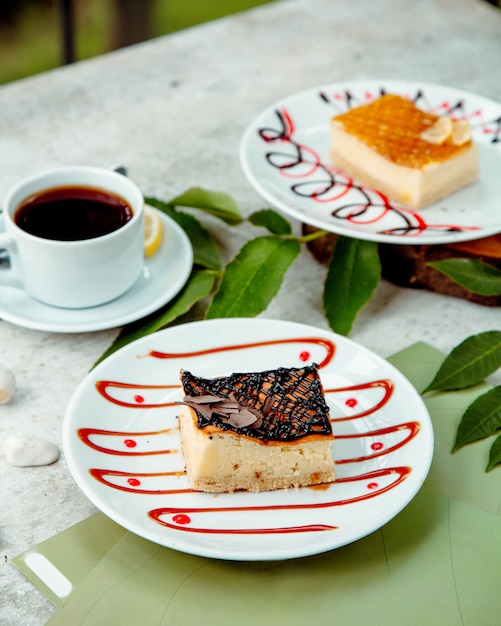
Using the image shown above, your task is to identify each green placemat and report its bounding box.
[13,342,501,625]
[13,513,126,608]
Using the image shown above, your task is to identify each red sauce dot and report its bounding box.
[367,482,379,490]
[299,351,310,362]
[345,398,357,408]
[127,478,140,487]
[173,514,191,525]
[134,395,145,403]
[124,439,137,448]
[371,442,384,451]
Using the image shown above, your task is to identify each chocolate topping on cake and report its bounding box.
[179,364,332,442]
[180,394,263,428]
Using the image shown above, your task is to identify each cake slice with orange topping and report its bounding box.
[329,94,479,210]
[178,364,335,493]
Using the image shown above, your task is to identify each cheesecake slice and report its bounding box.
[329,94,479,210]
[178,364,335,493]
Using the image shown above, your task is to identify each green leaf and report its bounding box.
[206,236,300,318]
[166,187,243,225]
[429,258,501,296]
[146,197,221,270]
[248,209,292,235]
[424,331,501,392]
[93,269,218,367]
[323,236,380,336]
[452,386,501,451]
[486,435,501,472]
[143,197,174,212]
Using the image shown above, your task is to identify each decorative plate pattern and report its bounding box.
[240,80,501,244]
[63,318,433,560]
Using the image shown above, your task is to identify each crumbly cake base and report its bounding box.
[179,406,335,493]
[329,125,479,210]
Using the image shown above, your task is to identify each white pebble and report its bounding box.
[3,435,59,467]
[0,365,16,404]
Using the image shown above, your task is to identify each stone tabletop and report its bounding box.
[1,0,501,623]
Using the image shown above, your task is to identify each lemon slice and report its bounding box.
[143,204,163,257]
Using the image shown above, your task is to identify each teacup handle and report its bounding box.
[0,216,23,288]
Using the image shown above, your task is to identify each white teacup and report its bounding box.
[0,166,144,309]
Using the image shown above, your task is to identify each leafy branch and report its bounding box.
[96,187,377,365]
[402,244,501,471]
[423,331,501,472]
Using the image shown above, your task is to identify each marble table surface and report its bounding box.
[1,0,501,623]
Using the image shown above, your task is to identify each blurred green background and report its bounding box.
[0,0,273,85]
[1,0,499,86]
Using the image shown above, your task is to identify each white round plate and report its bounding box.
[63,318,433,561]
[0,210,193,333]
[240,79,501,245]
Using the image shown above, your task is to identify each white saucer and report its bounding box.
[0,210,193,333]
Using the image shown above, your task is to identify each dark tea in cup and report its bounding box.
[1,166,144,308]
[14,185,133,241]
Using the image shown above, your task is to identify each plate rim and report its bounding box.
[240,78,501,245]
[63,317,434,561]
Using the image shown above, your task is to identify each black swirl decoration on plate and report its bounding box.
[257,86,499,238]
